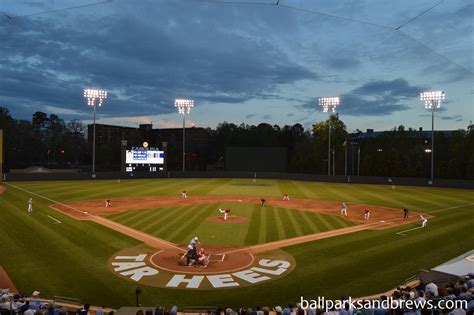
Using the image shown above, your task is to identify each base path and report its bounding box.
[51,195,425,228]
[0,266,17,292]
[50,196,427,254]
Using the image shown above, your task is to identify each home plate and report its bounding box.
[380,220,385,222]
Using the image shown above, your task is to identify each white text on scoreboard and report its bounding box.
[126,150,164,164]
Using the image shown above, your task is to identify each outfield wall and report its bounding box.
[4,171,474,189]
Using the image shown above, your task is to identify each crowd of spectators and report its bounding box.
[1,274,473,315]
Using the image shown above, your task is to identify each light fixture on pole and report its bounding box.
[84,88,107,175]
[319,96,340,176]
[420,91,445,182]
[175,98,194,172]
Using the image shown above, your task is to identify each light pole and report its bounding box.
[344,138,348,176]
[175,98,194,172]
[84,88,107,175]
[420,91,445,182]
[357,146,360,176]
[319,97,340,176]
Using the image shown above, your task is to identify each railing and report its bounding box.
[52,295,81,308]
[182,306,220,314]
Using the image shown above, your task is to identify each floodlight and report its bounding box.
[319,97,340,113]
[83,88,108,175]
[420,91,445,109]
[174,98,195,172]
[84,89,108,107]
[419,90,446,182]
[175,99,194,114]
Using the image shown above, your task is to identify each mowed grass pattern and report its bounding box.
[1,178,473,308]
[105,202,356,246]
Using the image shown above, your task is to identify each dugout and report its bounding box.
[225,147,287,172]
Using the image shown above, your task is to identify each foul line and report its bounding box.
[396,226,423,236]
[47,215,62,224]
[395,202,474,236]
[425,202,474,214]
[3,182,185,253]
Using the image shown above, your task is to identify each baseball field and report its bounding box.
[0,178,473,308]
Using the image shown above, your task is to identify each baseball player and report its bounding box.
[188,236,200,250]
[420,215,428,228]
[261,198,267,206]
[283,194,290,201]
[27,198,33,213]
[340,203,348,216]
[219,208,231,221]
[105,199,112,207]
[181,190,188,198]
[403,208,409,219]
[363,208,370,221]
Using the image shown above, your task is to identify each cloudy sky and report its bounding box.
[1,0,472,131]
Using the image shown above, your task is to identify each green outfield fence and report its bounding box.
[3,171,474,189]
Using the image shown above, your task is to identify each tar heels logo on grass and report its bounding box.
[108,247,295,290]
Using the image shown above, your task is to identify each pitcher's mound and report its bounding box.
[206,216,249,224]
[150,246,254,274]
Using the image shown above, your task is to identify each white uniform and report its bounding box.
[340,203,348,216]
[219,208,228,221]
[27,198,33,212]
[283,194,290,200]
[181,191,188,198]
[364,210,370,220]
[420,215,428,228]
[188,237,198,250]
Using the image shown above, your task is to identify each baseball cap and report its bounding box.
[194,237,198,240]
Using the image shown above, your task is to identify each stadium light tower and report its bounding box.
[420,91,445,182]
[84,88,107,175]
[175,98,194,172]
[319,97,340,176]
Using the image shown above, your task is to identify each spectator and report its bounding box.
[426,281,439,296]
[136,310,144,315]
[467,274,474,289]
[275,306,283,315]
[459,286,473,300]
[155,305,164,315]
[77,303,91,315]
[170,306,178,315]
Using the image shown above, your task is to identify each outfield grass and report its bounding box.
[105,202,355,246]
[0,178,473,308]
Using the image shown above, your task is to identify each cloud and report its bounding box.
[440,115,463,122]
[295,78,424,116]
[287,113,295,117]
[246,114,257,119]
[153,119,197,128]
[339,78,425,116]
[109,116,152,125]
[262,115,272,120]
[0,5,318,120]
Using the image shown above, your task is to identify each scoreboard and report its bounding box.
[125,146,165,172]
